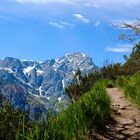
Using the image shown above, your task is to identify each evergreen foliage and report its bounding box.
[0,95,30,140]
[123,42,140,74]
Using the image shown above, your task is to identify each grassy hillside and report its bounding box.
[116,73,140,108]
[18,81,110,140]
[0,81,111,140]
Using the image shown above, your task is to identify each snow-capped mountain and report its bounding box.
[0,53,97,118]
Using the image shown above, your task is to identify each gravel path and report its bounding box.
[92,88,140,140]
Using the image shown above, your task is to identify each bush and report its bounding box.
[106,81,115,88]
[116,75,130,88]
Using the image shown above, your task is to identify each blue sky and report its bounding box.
[0,0,140,66]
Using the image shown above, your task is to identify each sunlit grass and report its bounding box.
[19,81,111,140]
[116,73,140,108]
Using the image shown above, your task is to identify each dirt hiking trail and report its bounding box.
[93,88,140,140]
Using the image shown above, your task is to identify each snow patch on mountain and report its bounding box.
[62,79,65,88]
[37,69,44,75]
[24,66,35,74]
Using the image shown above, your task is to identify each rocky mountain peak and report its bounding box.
[0,53,97,118]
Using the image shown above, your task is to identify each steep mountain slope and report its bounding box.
[0,53,97,118]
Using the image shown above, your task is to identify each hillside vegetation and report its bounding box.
[116,73,140,108]
[0,81,111,140]
[65,43,140,101]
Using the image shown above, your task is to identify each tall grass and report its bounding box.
[116,73,140,108]
[18,81,111,140]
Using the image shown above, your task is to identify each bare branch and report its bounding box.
[114,19,140,42]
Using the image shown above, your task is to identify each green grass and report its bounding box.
[19,81,111,140]
[0,80,111,140]
[116,73,140,108]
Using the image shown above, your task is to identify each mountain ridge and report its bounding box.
[0,53,97,118]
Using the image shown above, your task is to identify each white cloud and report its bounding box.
[14,0,75,4]
[106,44,133,53]
[49,21,73,29]
[94,21,100,26]
[49,21,64,29]
[15,0,48,4]
[59,21,73,27]
[84,3,99,8]
[113,19,137,25]
[12,0,140,12]
[89,0,140,6]
[73,14,90,23]
[14,0,140,5]
[5,0,140,25]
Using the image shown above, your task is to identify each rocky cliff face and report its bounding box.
[0,53,97,118]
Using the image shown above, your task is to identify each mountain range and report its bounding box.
[0,53,97,118]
